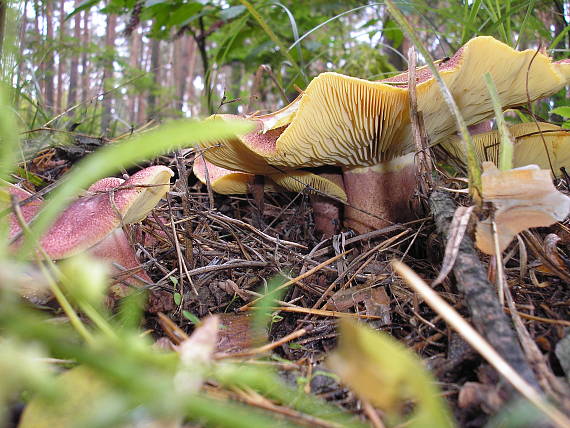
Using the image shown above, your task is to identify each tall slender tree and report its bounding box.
[128,26,141,124]
[147,37,160,121]
[45,0,55,114]
[67,0,81,112]
[55,0,66,114]
[100,8,116,134]
[0,0,7,60]
[80,10,89,102]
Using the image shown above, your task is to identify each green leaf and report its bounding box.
[220,5,246,20]
[551,106,570,118]
[65,0,102,21]
[168,3,203,27]
[328,319,454,427]
[182,310,200,325]
[383,18,403,48]
[173,292,182,306]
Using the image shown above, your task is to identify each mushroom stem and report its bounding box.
[343,153,417,233]
[310,171,344,237]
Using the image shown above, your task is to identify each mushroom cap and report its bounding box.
[192,155,262,194]
[8,166,173,260]
[382,38,569,147]
[192,156,347,201]
[440,122,570,176]
[201,37,569,173]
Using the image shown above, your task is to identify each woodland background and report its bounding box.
[3,0,568,138]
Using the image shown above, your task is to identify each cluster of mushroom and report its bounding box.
[192,36,570,234]
[6,166,173,302]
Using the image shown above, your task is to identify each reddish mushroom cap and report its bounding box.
[8,166,173,260]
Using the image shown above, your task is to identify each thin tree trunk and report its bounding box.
[100,10,117,134]
[228,60,242,114]
[67,0,81,111]
[33,0,45,99]
[45,0,55,114]
[15,0,29,110]
[55,0,65,113]
[136,29,149,124]
[174,36,186,112]
[185,37,197,115]
[0,1,7,60]
[80,11,89,102]
[147,38,160,121]
[128,27,141,124]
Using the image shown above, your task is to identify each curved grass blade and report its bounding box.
[18,119,253,257]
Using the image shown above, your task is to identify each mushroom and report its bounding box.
[192,154,346,200]
[6,165,174,296]
[197,36,570,233]
[441,122,570,175]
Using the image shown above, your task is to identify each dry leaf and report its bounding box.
[476,162,570,255]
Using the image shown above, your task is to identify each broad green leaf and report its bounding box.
[328,319,454,427]
[220,5,246,20]
[551,106,570,119]
[383,18,404,49]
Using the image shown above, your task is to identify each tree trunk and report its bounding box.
[128,27,141,124]
[100,9,117,134]
[147,38,160,121]
[136,27,149,125]
[33,0,45,100]
[0,0,7,60]
[80,11,89,103]
[172,35,183,113]
[185,37,197,116]
[55,0,65,114]
[67,0,81,111]
[15,0,29,110]
[45,0,55,115]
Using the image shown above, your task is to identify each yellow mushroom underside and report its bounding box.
[193,157,347,201]
[441,122,570,175]
[260,37,569,169]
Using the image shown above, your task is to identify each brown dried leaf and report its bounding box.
[217,313,258,353]
[476,163,570,255]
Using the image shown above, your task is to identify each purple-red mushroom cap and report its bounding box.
[7,165,174,260]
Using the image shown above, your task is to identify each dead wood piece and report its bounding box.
[429,190,541,393]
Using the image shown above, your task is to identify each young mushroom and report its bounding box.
[7,166,174,297]
[197,36,570,233]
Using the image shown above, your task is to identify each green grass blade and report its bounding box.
[0,84,19,183]
[549,24,570,51]
[516,0,537,49]
[239,0,308,83]
[271,2,305,71]
[484,73,513,171]
[18,119,253,257]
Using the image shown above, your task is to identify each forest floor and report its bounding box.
[20,136,570,427]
